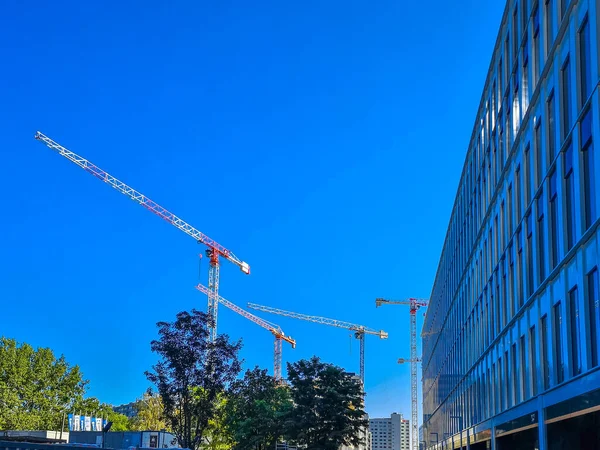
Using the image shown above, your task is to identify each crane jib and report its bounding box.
[194,283,296,349]
[35,131,248,273]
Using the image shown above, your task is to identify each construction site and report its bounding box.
[5,1,600,450]
[32,132,425,450]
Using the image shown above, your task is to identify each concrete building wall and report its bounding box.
[370,413,409,450]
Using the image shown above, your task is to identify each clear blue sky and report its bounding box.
[0,1,505,420]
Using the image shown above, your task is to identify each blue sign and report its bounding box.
[70,414,81,431]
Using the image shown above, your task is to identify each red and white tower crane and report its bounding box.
[247,303,388,386]
[35,132,250,342]
[195,284,296,382]
[376,297,428,450]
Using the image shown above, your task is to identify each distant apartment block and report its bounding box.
[112,401,137,418]
[369,413,409,450]
[422,0,600,449]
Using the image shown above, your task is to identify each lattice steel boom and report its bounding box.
[195,284,295,381]
[376,298,428,450]
[247,302,388,385]
[35,132,250,342]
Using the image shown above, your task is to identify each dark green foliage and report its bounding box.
[285,356,368,450]
[146,309,242,450]
[225,367,292,450]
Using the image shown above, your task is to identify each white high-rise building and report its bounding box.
[369,413,409,450]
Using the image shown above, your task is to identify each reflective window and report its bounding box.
[542,315,550,390]
[533,5,541,86]
[549,170,559,268]
[520,336,526,399]
[516,166,522,220]
[564,142,576,250]
[496,278,501,335]
[581,108,595,229]
[493,363,498,414]
[526,213,534,297]
[508,184,514,235]
[512,343,519,405]
[509,243,516,318]
[578,16,592,106]
[561,56,572,140]
[545,0,554,56]
[517,230,525,308]
[525,145,532,205]
[523,34,529,110]
[535,119,544,186]
[547,90,556,160]
[587,268,599,368]
[569,286,582,376]
[504,350,510,408]
[513,6,519,57]
[530,325,538,396]
[554,301,564,383]
[537,191,546,283]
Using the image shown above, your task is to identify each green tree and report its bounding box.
[203,394,234,450]
[106,411,131,431]
[285,357,368,450]
[146,310,242,450]
[129,391,169,432]
[0,337,86,430]
[225,367,292,450]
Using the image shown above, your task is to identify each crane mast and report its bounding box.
[247,303,387,385]
[195,284,295,382]
[35,132,249,342]
[376,297,428,450]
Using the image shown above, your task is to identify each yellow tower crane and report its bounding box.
[247,303,387,386]
[195,284,295,382]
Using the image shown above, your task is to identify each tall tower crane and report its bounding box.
[35,132,250,342]
[247,303,388,385]
[195,284,296,382]
[375,298,428,450]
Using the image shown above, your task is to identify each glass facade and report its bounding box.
[421,1,600,449]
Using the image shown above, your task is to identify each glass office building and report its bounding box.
[421,1,599,449]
